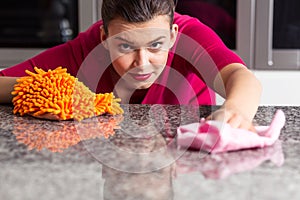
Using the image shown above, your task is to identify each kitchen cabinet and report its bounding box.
[255,0,300,70]
[176,0,300,105]
[176,0,300,70]
[0,0,97,67]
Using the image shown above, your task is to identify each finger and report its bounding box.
[246,123,257,133]
[206,110,227,122]
[206,114,212,121]
[31,113,61,121]
[227,113,243,129]
[238,123,257,133]
[230,118,257,133]
[43,114,61,120]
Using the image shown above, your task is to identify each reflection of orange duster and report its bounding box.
[13,115,123,152]
[11,66,123,121]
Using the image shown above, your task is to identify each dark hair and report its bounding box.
[101,0,176,34]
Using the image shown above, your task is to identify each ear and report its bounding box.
[100,25,108,49]
[169,24,178,48]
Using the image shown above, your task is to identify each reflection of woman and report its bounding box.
[102,165,174,200]
[0,0,261,131]
[101,126,175,200]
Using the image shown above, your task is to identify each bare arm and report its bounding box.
[208,63,262,130]
[0,77,17,104]
[0,76,62,120]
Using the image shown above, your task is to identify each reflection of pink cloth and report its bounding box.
[177,110,285,153]
[176,140,284,179]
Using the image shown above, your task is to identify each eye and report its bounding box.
[149,42,163,50]
[118,43,134,52]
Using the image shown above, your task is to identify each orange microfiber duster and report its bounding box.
[11,66,123,121]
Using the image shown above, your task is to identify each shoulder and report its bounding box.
[68,20,103,55]
[174,12,206,32]
[78,20,103,42]
[174,12,199,25]
[84,20,103,34]
[173,12,224,47]
[173,12,222,43]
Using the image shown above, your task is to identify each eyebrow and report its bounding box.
[114,36,167,45]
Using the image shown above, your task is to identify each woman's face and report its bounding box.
[101,15,178,89]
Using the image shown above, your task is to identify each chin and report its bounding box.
[134,82,153,90]
[137,84,151,90]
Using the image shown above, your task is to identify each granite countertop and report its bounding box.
[0,104,299,200]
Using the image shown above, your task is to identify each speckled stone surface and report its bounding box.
[0,104,299,200]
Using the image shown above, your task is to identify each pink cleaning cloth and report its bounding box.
[177,109,285,153]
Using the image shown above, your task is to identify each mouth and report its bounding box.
[129,72,152,81]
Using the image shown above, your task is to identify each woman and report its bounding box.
[0,0,261,130]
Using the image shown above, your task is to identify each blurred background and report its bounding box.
[0,0,300,105]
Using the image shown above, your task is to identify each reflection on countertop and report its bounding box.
[12,114,123,152]
[0,104,300,200]
[176,140,284,179]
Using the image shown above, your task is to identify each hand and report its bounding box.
[206,105,257,132]
[29,113,61,121]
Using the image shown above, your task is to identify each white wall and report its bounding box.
[216,70,300,106]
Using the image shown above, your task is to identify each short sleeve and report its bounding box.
[172,13,245,86]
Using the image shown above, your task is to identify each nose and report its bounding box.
[133,48,150,68]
